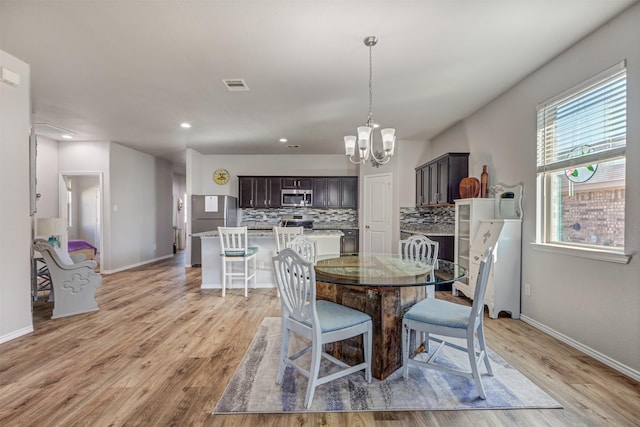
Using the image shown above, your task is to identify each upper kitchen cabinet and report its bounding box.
[415,153,469,206]
[281,178,313,190]
[313,177,357,209]
[238,177,281,208]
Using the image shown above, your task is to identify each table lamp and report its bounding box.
[36,218,66,247]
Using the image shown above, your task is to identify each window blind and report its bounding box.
[536,61,626,173]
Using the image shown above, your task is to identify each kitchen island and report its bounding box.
[193,229,343,291]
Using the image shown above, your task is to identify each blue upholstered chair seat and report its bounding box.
[223,247,258,257]
[297,300,371,332]
[404,298,472,329]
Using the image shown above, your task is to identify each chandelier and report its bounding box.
[344,36,396,166]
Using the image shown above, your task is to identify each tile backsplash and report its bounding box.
[241,208,357,229]
[400,205,455,229]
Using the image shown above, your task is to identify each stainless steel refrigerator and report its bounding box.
[190,195,238,266]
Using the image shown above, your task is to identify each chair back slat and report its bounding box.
[287,235,317,264]
[273,226,303,253]
[399,235,439,263]
[218,226,248,253]
[272,249,317,324]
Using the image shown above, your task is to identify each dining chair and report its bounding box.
[399,234,439,298]
[218,226,258,298]
[402,246,494,399]
[273,226,303,254]
[272,249,372,409]
[287,235,317,264]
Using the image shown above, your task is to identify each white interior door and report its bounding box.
[363,173,392,253]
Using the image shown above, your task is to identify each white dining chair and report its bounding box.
[287,235,317,264]
[273,226,303,254]
[218,226,258,298]
[272,249,372,409]
[399,234,439,298]
[402,246,494,399]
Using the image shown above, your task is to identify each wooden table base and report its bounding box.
[316,281,426,380]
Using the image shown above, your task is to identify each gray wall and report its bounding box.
[430,4,640,377]
[0,49,33,342]
[58,141,173,273]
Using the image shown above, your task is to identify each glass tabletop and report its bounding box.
[314,253,466,287]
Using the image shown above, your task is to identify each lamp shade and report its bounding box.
[36,218,65,237]
[344,136,356,156]
[381,128,396,153]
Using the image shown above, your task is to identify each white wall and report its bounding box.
[193,153,357,197]
[109,143,173,272]
[0,50,33,342]
[428,4,640,377]
[34,135,59,218]
[58,141,173,273]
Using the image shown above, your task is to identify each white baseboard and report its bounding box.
[101,254,174,274]
[520,314,640,382]
[0,325,34,344]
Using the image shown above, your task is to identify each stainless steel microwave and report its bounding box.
[281,189,313,207]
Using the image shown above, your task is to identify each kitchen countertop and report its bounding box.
[192,229,344,238]
[400,224,455,237]
[239,221,358,230]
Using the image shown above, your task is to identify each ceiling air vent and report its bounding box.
[221,79,249,91]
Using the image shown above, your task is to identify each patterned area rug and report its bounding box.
[214,317,561,413]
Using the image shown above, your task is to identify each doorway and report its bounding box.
[362,173,392,253]
[59,173,104,268]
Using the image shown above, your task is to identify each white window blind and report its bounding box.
[537,61,626,173]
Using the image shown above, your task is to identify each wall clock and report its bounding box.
[213,168,230,185]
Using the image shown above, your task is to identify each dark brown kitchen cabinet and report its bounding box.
[340,229,359,254]
[415,152,469,206]
[312,179,328,208]
[281,178,313,190]
[340,177,358,208]
[239,177,281,208]
[313,177,358,209]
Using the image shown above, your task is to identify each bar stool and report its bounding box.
[218,226,258,298]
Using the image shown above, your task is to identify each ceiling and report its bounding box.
[1,0,636,170]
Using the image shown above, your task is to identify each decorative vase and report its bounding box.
[480,165,489,198]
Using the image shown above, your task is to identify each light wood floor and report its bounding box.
[1,252,638,426]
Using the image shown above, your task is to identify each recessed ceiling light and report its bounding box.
[61,134,73,139]
[180,122,191,129]
[279,138,288,143]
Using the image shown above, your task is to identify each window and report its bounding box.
[536,62,626,257]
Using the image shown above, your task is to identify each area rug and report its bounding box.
[214,317,561,413]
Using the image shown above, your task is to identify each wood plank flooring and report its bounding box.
[1,252,638,426]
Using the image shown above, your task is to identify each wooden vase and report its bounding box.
[480,165,488,198]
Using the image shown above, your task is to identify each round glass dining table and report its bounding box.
[314,253,466,288]
[313,253,466,380]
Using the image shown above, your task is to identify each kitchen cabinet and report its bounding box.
[313,177,358,209]
[281,178,313,190]
[340,229,359,254]
[239,177,281,208]
[415,152,469,206]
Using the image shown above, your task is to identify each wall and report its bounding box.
[0,50,33,343]
[58,141,173,273]
[428,4,640,377]
[110,143,173,271]
[34,135,59,218]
